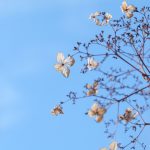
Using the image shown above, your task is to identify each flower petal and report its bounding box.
[95,19,101,26]
[54,64,63,72]
[94,11,101,16]
[109,141,117,150]
[127,5,136,12]
[96,115,103,122]
[126,12,133,18]
[97,107,106,116]
[64,56,75,66]
[86,84,92,89]
[86,90,95,96]
[105,13,112,20]
[88,110,96,117]
[121,1,127,12]
[91,103,99,111]
[57,52,65,63]
[61,66,70,78]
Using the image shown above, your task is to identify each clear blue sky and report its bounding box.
[0,0,149,150]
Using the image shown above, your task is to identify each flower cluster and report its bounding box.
[119,108,138,122]
[51,1,150,149]
[89,11,112,26]
[85,81,99,96]
[54,52,75,78]
[51,105,64,116]
[88,103,106,123]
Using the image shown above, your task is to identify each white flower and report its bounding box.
[121,0,137,18]
[88,103,106,123]
[87,57,99,70]
[54,52,75,78]
[51,105,64,116]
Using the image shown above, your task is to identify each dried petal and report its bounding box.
[88,110,95,117]
[86,84,92,89]
[121,1,127,12]
[128,5,137,11]
[64,56,75,66]
[51,106,64,116]
[109,141,117,150]
[57,52,65,63]
[91,103,99,111]
[96,115,103,122]
[126,12,133,18]
[86,90,95,96]
[97,107,106,116]
[62,66,70,78]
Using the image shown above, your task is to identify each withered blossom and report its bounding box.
[86,81,99,96]
[51,105,64,116]
[89,11,112,26]
[54,52,75,78]
[121,0,137,18]
[88,103,106,123]
[87,57,99,70]
[119,108,138,122]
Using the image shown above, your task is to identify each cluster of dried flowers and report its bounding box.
[52,0,150,149]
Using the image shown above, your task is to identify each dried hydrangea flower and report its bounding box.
[86,81,99,96]
[100,141,118,150]
[89,11,112,26]
[51,105,64,116]
[121,0,137,18]
[119,108,138,122]
[54,52,75,78]
[87,57,99,70]
[88,103,106,123]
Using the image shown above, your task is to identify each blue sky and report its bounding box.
[0,0,149,150]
